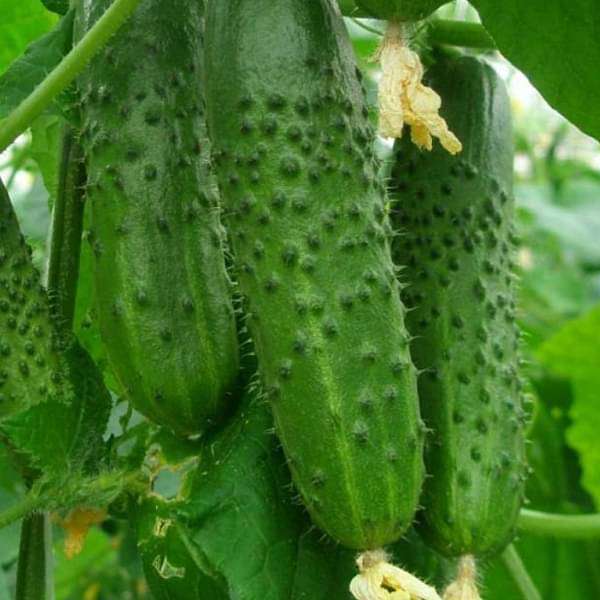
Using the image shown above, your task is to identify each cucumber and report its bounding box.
[205,0,423,550]
[0,178,67,424]
[390,54,526,557]
[356,0,447,21]
[75,0,240,436]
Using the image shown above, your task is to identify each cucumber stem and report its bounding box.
[0,470,142,531]
[519,508,600,539]
[47,127,86,329]
[0,494,45,531]
[427,19,496,50]
[0,0,143,152]
[501,544,542,600]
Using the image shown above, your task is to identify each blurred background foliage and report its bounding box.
[1,0,600,598]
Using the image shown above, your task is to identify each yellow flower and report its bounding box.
[56,506,107,559]
[376,23,462,155]
[350,550,442,600]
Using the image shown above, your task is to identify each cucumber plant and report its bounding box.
[3,0,600,597]
[205,0,424,550]
[391,53,527,559]
[75,0,240,437]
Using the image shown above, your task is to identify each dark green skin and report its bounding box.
[0,179,66,422]
[205,0,424,550]
[390,54,526,557]
[356,0,446,20]
[75,0,239,436]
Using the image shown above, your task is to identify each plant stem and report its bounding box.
[16,514,54,600]
[47,127,86,328]
[338,0,369,17]
[0,494,45,531]
[0,470,140,531]
[427,19,496,50]
[0,0,143,153]
[519,508,600,539]
[351,18,384,36]
[501,544,542,600]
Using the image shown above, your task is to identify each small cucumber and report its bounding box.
[356,0,447,21]
[75,0,240,436]
[390,53,526,557]
[0,157,110,478]
[0,178,67,424]
[205,0,424,550]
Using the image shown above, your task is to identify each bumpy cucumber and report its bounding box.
[0,169,110,478]
[390,54,526,557]
[75,0,239,436]
[356,0,446,21]
[0,178,67,423]
[205,0,424,550]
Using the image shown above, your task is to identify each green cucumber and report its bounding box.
[356,0,447,21]
[390,53,526,557]
[0,141,111,478]
[205,0,424,550]
[75,0,240,436]
[0,178,67,425]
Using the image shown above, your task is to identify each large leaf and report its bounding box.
[1,340,112,479]
[470,0,600,141]
[135,392,451,599]
[0,0,57,76]
[538,305,600,507]
[0,10,73,119]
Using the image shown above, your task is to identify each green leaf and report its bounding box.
[30,114,64,208]
[135,390,451,599]
[0,10,73,119]
[177,396,311,600]
[0,0,58,76]
[1,340,112,479]
[42,0,69,16]
[470,0,600,141]
[538,305,600,507]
